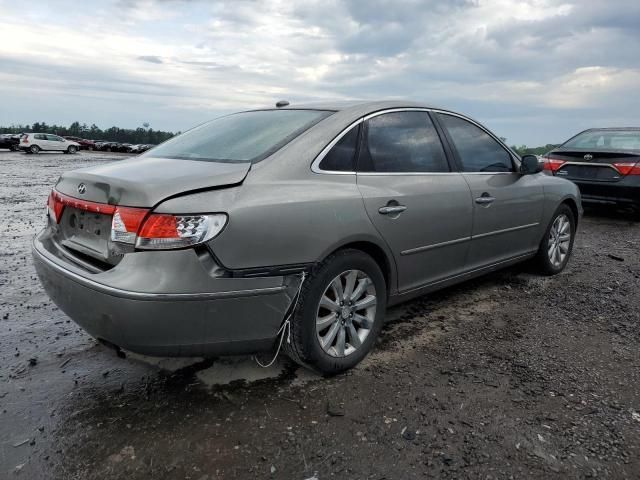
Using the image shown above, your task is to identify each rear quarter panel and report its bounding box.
[157,175,394,289]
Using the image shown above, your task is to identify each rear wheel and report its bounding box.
[285,249,386,375]
[29,145,40,154]
[533,204,575,275]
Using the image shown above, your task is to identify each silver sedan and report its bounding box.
[33,100,581,374]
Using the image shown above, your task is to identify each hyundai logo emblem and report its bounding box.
[584,154,593,161]
[77,183,87,194]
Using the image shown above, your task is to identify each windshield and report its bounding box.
[563,130,640,151]
[144,109,333,163]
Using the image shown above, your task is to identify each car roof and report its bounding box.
[257,99,446,114]
[581,127,640,132]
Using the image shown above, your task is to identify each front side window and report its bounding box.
[358,112,449,173]
[34,134,46,140]
[144,109,332,163]
[438,114,513,173]
[318,124,360,172]
[47,135,63,142]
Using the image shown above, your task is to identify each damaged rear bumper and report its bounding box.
[32,230,295,357]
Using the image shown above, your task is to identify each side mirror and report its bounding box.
[520,154,542,174]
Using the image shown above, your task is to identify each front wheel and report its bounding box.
[67,145,78,154]
[533,204,576,275]
[29,145,41,154]
[285,249,386,375]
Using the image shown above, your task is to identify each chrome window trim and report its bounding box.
[311,107,520,175]
[357,172,461,176]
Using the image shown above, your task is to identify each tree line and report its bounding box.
[510,144,559,156]
[0,121,177,144]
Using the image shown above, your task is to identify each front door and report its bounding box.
[435,113,544,269]
[356,110,473,293]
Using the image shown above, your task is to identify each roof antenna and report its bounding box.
[275,100,290,108]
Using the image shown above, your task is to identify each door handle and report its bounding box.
[475,195,495,205]
[378,205,407,215]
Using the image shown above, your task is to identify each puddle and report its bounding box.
[196,356,286,385]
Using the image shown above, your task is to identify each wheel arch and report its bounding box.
[560,196,580,229]
[318,237,397,296]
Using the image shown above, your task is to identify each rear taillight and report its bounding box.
[613,162,640,176]
[22,136,29,144]
[110,207,148,244]
[543,157,566,173]
[110,206,227,250]
[46,189,115,224]
[47,190,65,223]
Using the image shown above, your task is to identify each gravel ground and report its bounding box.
[1,150,639,479]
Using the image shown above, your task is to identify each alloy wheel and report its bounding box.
[548,213,571,268]
[316,270,377,358]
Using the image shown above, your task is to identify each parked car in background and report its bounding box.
[33,101,581,374]
[543,128,640,211]
[20,133,80,154]
[95,141,118,152]
[63,136,96,150]
[0,134,21,151]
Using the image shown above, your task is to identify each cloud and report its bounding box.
[0,0,638,145]
[138,55,164,64]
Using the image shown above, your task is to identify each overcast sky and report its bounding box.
[1,0,638,145]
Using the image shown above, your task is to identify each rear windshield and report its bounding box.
[143,109,333,163]
[563,130,640,151]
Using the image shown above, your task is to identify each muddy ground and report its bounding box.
[0,150,639,479]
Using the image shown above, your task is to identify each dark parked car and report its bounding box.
[544,128,640,211]
[63,136,96,150]
[96,141,119,152]
[0,134,21,151]
[33,101,581,374]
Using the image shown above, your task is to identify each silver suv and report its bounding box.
[33,101,581,374]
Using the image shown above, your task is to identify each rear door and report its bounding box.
[435,112,544,269]
[33,133,49,149]
[356,110,473,293]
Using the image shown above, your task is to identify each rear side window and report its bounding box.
[34,134,46,140]
[319,124,360,172]
[144,109,332,164]
[359,112,449,173]
[438,114,513,173]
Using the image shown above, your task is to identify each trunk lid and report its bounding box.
[550,149,640,182]
[50,157,250,270]
[55,156,251,207]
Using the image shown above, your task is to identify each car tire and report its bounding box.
[29,145,40,154]
[67,146,78,154]
[285,249,387,375]
[533,204,576,275]
[10,145,19,151]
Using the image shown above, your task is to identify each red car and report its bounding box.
[63,136,96,150]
